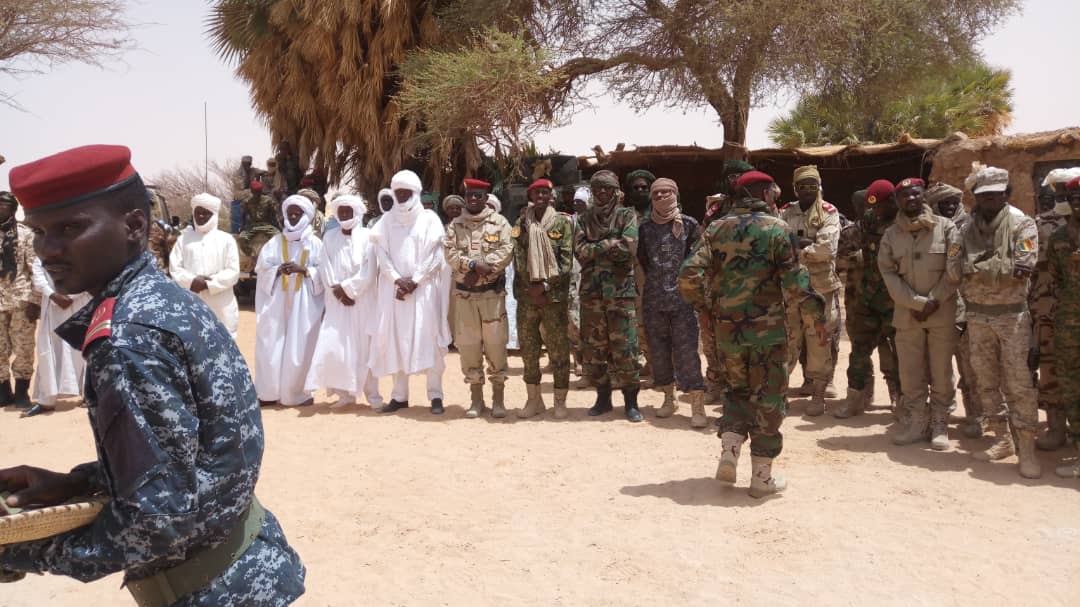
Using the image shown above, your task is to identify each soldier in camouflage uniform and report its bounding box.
[237,181,280,258]
[0,192,36,408]
[0,145,305,604]
[513,179,576,418]
[637,178,707,427]
[1047,176,1080,477]
[575,170,643,422]
[624,169,655,384]
[955,166,1042,479]
[1031,177,1070,450]
[568,186,590,379]
[834,180,901,419]
[680,171,825,498]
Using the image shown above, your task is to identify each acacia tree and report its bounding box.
[0,0,133,107]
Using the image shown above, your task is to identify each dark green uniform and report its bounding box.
[846,209,899,393]
[1047,225,1080,447]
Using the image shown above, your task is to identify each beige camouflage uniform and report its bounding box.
[1030,210,1067,414]
[0,222,36,383]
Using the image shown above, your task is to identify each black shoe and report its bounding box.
[622,387,643,423]
[0,380,11,406]
[12,379,30,408]
[21,404,50,418]
[379,399,409,414]
[430,398,445,415]
[587,385,614,416]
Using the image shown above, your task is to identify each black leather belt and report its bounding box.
[455,276,505,293]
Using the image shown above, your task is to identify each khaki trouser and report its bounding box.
[453,289,509,386]
[894,324,957,416]
[968,310,1038,431]
[0,307,35,382]
[787,290,840,383]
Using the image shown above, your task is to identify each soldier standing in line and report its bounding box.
[237,180,280,258]
[0,192,36,409]
[575,170,643,422]
[512,179,575,418]
[567,186,589,380]
[624,169,655,385]
[679,171,825,498]
[955,166,1042,478]
[637,178,708,427]
[834,180,901,419]
[1047,176,1080,478]
[444,178,514,419]
[780,165,842,416]
[878,179,961,451]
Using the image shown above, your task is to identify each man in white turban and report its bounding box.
[254,194,325,406]
[304,194,383,408]
[169,193,241,337]
[369,170,451,414]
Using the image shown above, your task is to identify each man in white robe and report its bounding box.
[168,193,241,338]
[23,257,91,417]
[254,194,325,406]
[304,194,383,408]
[369,170,450,414]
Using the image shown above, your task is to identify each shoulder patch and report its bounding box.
[780,203,792,211]
[947,243,962,258]
[1016,238,1035,254]
[83,297,117,351]
[511,225,521,238]
[822,202,836,213]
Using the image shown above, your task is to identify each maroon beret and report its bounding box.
[894,177,926,192]
[1067,177,1080,192]
[9,144,139,214]
[734,171,775,189]
[463,178,491,190]
[865,180,895,205]
[527,178,554,192]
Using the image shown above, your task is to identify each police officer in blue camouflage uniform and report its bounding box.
[0,145,305,606]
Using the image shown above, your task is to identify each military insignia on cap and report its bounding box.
[1016,238,1035,253]
[948,243,961,258]
[83,297,117,351]
[866,195,878,205]
[511,226,521,238]
[900,179,912,187]
[548,230,562,240]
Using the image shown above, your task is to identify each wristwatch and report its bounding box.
[468,260,477,271]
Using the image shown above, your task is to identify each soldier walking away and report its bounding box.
[956,166,1042,478]
[679,171,826,498]
[1047,176,1080,477]
[574,170,644,422]
[0,144,306,604]
[444,178,514,419]
[0,192,36,409]
[512,179,575,418]
[878,179,961,451]
[637,178,708,427]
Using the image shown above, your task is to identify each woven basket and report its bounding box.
[0,498,108,545]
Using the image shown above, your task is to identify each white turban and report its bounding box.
[330,194,365,231]
[573,186,591,204]
[388,170,423,219]
[281,194,315,241]
[486,193,502,214]
[190,192,221,234]
[377,187,395,213]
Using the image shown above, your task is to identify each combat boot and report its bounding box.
[823,381,838,399]
[1036,408,1068,451]
[833,387,867,419]
[465,384,485,419]
[0,380,11,406]
[805,380,827,417]
[12,378,31,408]
[973,421,1015,461]
[552,388,569,420]
[929,407,950,451]
[715,432,745,484]
[892,406,930,445]
[748,456,787,498]
[704,384,721,406]
[1017,430,1042,479]
[1055,445,1080,478]
[518,384,546,419]
[623,387,643,423]
[962,417,986,439]
[655,384,677,418]
[689,390,708,428]
[587,384,613,416]
[886,379,901,411]
[491,383,506,418]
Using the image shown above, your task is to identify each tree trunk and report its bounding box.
[720,113,749,160]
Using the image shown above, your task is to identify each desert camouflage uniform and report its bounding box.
[843,210,900,395]
[637,215,704,393]
[679,198,825,457]
[445,211,514,387]
[238,193,280,258]
[0,253,306,605]
[956,206,1039,432]
[942,208,981,424]
[575,207,641,389]
[0,221,35,383]
[1047,224,1080,446]
[513,212,576,389]
[1030,210,1068,413]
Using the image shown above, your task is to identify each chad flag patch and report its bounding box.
[948,243,961,258]
[1016,238,1035,254]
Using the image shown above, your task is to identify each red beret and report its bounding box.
[1067,177,1080,191]
[462,178,491,190]
[527,178,553,192]
[9,144,139,214]
[734,171,774,189]
[250,181,264,192]
[865,179,895,205]
[894,177,926,192]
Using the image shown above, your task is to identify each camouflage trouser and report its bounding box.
[1053,320,1080,445]
[967,311,1038,432]
[0,307,35,382]
[519,300,571,389]
[643,303,704,393]
[1034,318,1061,411]
[895,325,957,416]
[568,262,582,366]
[698,312,729,392]
[956,324,981,421]
[715,339,789,458]
[453,290,508,386]
[237,225,278,258]
[787,290,840,384]
[635,288,650,371]
[845,299,898,392]
[581,296,640,389]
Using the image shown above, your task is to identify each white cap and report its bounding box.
[971,166,1009,194]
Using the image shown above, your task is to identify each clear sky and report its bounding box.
[1,0,1076,190]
